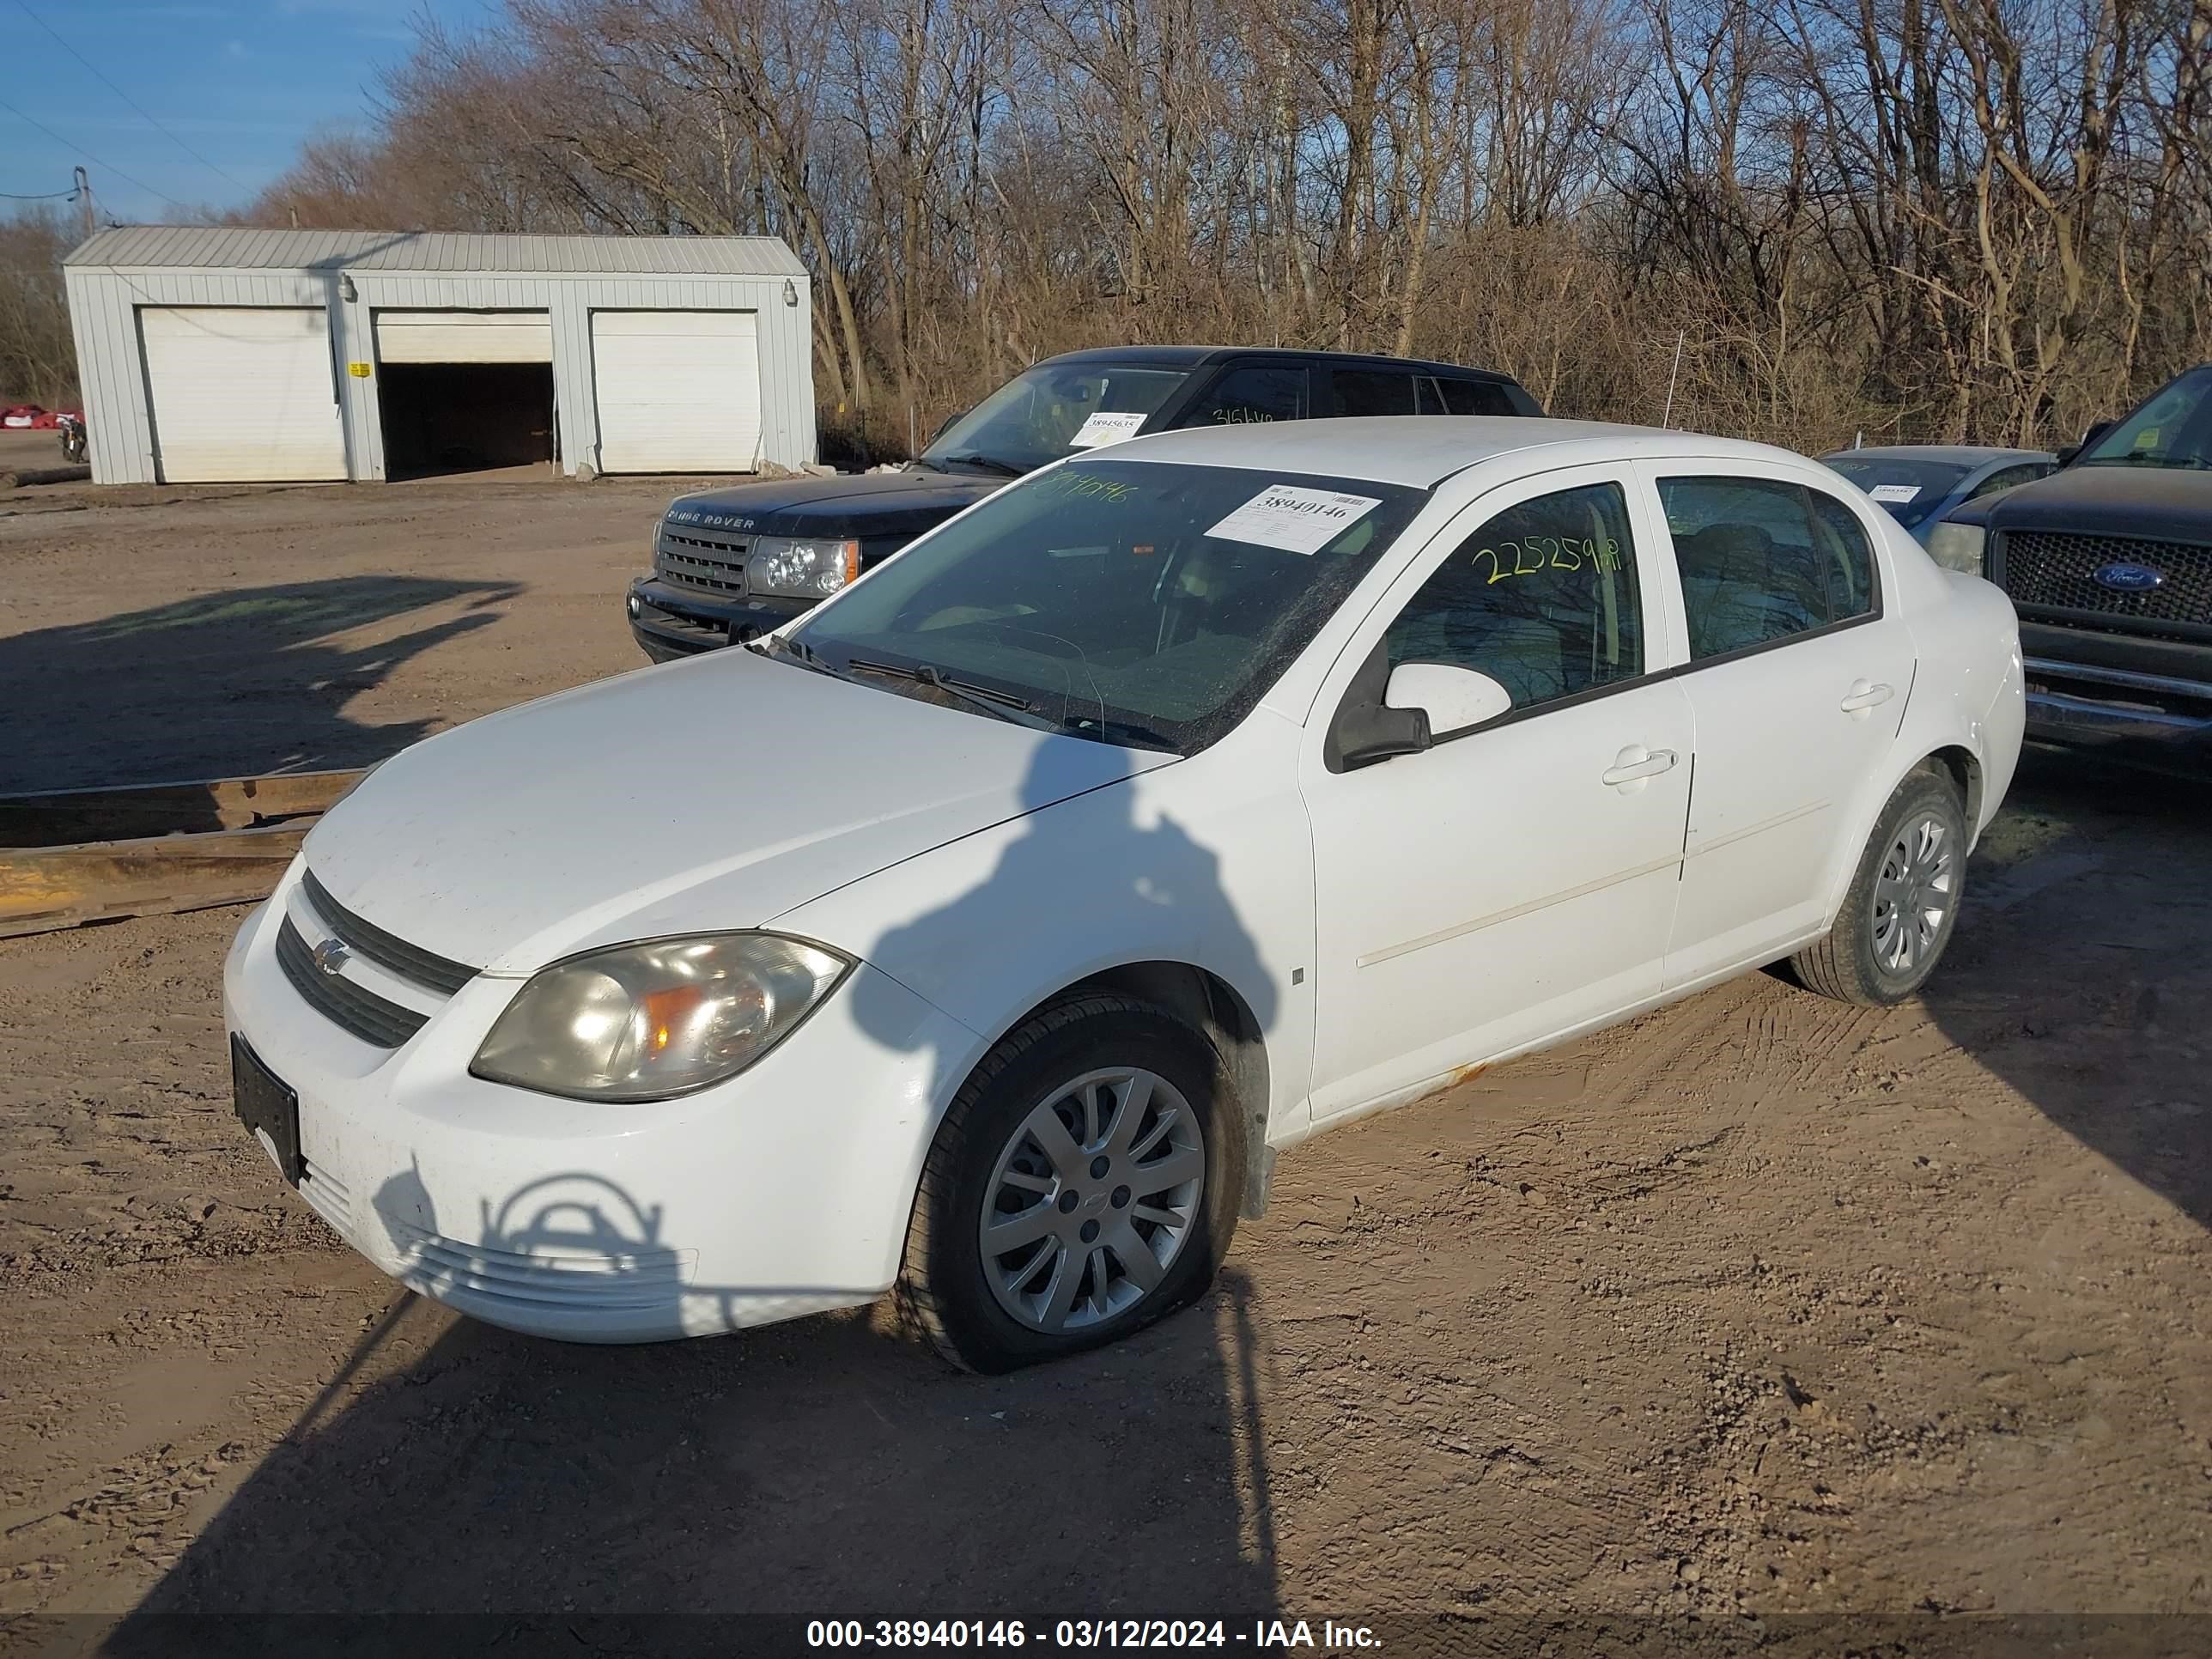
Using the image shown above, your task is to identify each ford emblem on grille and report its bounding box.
[311,937,352,976]
[2092,560,2164,592]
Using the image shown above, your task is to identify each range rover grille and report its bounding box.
[656,527,751,595]
[1999,530,2211,633]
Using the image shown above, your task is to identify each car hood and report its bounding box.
[668,471,1000,539]
[1960,462,2212,542]
[302,650,1174,975]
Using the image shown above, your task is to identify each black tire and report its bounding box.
[896,993,1244,1373]
[1791,765,1968,1006]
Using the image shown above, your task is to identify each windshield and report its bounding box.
[920,363,1191,476]
[1820,455,1970,529]
[2081,367,2212,471]
[787,459,1431,753]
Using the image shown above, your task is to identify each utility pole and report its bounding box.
[73,167,93,240]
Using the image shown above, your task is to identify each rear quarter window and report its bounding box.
[1431,378,1517,416]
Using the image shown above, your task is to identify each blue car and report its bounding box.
[1820,445,2057,545]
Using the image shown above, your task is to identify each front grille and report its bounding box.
[656,528,751,595]
[276,916,428,1048]
[1999,530,2212,634]
[301,869,477,995]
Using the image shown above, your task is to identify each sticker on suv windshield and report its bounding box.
[1869,483,1921,502]
[1206,484,1383,554]
[1070,411,1146,448]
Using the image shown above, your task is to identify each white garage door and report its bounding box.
[140,306,346,483]
[374,310,553,364]
[591,310,761,472]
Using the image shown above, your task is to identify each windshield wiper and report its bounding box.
[937,452,1024,477]
[842,657,1056,727]
[1060,714,1182,753]
[745,632,842,677]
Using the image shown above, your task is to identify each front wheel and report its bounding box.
[1791,766,1968,1006]
[896,994,1243,1373]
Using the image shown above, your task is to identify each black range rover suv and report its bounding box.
[625,345,1542,660]
[1929,364,2212,769]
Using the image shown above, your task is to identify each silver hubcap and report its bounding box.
[1871,810,1956,975]
[979,1066,1204,1334]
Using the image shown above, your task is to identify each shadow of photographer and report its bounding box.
[0,575,522,795]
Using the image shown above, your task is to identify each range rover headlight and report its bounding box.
[1926,520,1987,575]
[748,537,860,599]
[471,933,850,1102]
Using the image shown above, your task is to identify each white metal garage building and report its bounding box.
[62,227,817,484]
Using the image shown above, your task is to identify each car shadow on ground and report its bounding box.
[1930,746,2212,1231]
[0,577,522,796]
[101,731,1284,1649]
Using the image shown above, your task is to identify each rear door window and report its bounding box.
[1177,366,1310,428]
[1328,369,1419,417]
[1660,477,1881,663]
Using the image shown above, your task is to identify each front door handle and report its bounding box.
[1602,745,1679,789]
[1840,679,1895,718]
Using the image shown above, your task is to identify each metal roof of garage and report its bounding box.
[64,226,808,277]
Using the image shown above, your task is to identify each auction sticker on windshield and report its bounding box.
[1869,483,1922,503]
[1206,483,1383,554]
[1071,411,1146,447]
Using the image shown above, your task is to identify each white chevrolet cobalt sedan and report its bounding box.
[225,418,2023,1370]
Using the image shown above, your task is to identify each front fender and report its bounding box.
[773,717,1316,1142]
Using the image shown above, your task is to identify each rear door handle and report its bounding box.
[1840,679,1895,717]
[1602,745,1679,788]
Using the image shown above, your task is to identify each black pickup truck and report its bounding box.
[625,344,1541,661]
[1930,363,2212,770]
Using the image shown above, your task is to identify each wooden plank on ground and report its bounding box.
[0,769,362,848]
[0,823,310,939]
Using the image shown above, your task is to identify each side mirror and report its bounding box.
[1334,700,1431,770]
[2059,418,2112,466]
[1384,663,1515,735]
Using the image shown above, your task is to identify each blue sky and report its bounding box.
[1,0,499,223]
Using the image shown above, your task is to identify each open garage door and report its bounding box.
[139,306,345,483]
[374,309,556,478]
[590,310,760,473]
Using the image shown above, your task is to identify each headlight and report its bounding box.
[471,933,850,1102]
[1925,520,1987,575]
[748,537,860,599]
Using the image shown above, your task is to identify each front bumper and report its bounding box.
[627,577,811,662]
[222,867,981,1343]
[2021,625,2212,769]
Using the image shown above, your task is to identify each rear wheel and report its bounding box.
[1791,767,1967,1006]
[896,994,1243,1373]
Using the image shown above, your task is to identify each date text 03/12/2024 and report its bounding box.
[805,1620,1382,1650]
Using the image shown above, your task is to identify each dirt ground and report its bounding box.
[2,478,2209,1651]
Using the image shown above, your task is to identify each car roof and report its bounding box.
[1822,444,2054,465]
[1099,416,1804,489]
[1037,344,1522,383]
